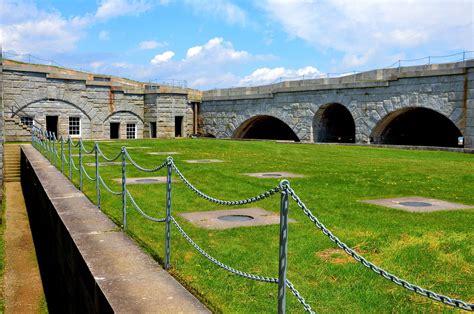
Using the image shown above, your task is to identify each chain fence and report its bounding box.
[30,126,474,313]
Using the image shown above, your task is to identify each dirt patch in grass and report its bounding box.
[315,248,356,264]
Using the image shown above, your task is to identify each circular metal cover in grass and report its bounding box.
[185,159,224,163]
[135,179,160,183]
[399,201,432,207]
[217,215,254,222]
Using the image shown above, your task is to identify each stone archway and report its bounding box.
[371,107,463,147]
[313,103,355,143]
[233,115,300,141]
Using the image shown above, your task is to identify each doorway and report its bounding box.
[150,122,157,138]
[110,122,120,139]
[175,116,183,137]
[46,116,58,138]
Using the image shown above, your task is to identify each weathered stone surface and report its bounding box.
[21,144,209,313]
[200,61,474,148]
[1,59,473,149]
[2,63,196,141]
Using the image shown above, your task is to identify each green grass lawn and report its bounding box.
[41,138,473,313]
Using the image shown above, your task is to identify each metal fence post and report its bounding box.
[79,141,83,191]
[68,137,72,180]
[95,143,101,209]
[60,137,64,173]
[165,156,173,270]
[47,131,51,160]
[121,147,127,229]
[278,180,290,314]
[48,132,53,161]
[47,132,50,154]
[53,133,57,167]
[42,130,46,153]
[40,130,43,152]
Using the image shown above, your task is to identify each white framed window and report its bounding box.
[20,116,34,127]
[69,117,81,136]
[126,123,136,139]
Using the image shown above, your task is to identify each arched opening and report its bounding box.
[233,115,299,141]
[313,103,355,143]
[372,107,463,147]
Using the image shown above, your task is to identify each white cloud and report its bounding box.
[0,1,82,54]
[95,0,154,20]
[99,30,110,41]
[138,40,166,50]
[184,0,247,26]
[239,66,320,85]
[183,37,252,62]
[92,37,273,88]
[186,46,203,58]
[0,0,167,56]
[261,0,474,68]
[151,51,175,64]
[90,61,105,69]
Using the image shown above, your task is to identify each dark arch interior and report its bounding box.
[314,104,355,143]
[378,108,463,147]
[235,116,299,141]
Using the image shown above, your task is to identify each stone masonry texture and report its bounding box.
[1,60,472,149]
[200,60,474,148]
[1,62,195,141]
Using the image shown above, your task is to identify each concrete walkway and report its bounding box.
[21,144,209,313]
[3,181,45,313]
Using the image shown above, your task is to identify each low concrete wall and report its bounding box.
[21,144,208,313]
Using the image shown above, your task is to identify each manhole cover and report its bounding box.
[261,173,282,177]
[218,215,254,222]
[135,179,159,183]
[399,201,432,207]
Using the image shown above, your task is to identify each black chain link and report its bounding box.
[286,186,474,312]
[96,145,123,162]
[70,157,79,171]
[99,176,121,195]
[32,131,470,312]
[127,190,166,222]
[171,216,279,283]
[124,149,168,172]
[171,161,281,205]
[81,165,96,181]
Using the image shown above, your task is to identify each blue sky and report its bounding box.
[1,0,473,89]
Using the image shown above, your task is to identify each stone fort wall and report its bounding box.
[200,61,474,148]
[1,62,197,142]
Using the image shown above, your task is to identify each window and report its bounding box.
[69,117,81,136]
[20,116,34,127]
[126,123,136,139]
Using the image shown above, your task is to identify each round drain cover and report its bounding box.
[261,173,282,177]
[135,179,159,183]
[218,215,254,222]
[399,201,432,207]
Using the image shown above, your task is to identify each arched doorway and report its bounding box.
[313,103,355,143]
[233,115,300,141]
[371,107,463,147]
